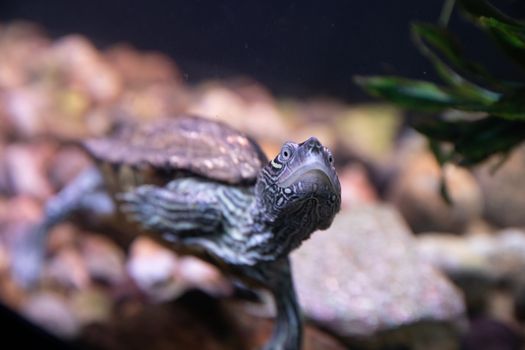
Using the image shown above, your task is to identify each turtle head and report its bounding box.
[256,137,341,250]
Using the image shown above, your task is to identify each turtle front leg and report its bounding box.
[241,258,303,350]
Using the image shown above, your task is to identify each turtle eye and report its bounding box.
[328,154,334,164]
[280,146,293,161]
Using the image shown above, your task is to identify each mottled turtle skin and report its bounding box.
[14,115,341,350]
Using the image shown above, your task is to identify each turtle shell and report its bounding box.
[83,115,268,185]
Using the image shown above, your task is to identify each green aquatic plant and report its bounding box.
[355,0,525,178]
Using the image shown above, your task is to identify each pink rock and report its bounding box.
[46,35,122,103]
[22,291,80,338]
[4,88,51,137]
[80,233,125,286]
[126,237,182,302]
[4,143,56,200]
[47,146,92,190]
[177,256,232,297]
[45,247,90,289]
[105,44,182,86]
[338,164,377,209]
[292,205,465,337]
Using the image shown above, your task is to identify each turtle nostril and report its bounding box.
[305,137,322,151]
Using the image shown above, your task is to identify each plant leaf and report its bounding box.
[414,116,525,165]
[488,88,525,119]
[354,76,495,112]
[477,16,525,70]
[458,0,524,27]
[411,22,511,94]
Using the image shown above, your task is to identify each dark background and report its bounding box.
[1,0,524,101]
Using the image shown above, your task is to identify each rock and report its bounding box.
[4,87,52,136]
[77,291,346,350]
[46,223,79,255]
[227,300,347,350]
[47,146,92,190]
[46,35,122,103]
[80,233,126,286]
[387,135,483,233]
[292,205,465,341]
[22,291,80,338]
[4,142,56,200]
[70,287,112,326]
[105,44,182,86]
[0,22,50,89]
[115,83,190,122]
[188,80,289,143]
[334,104,403,165]
[417,230,525,331]
[475,144,525,227]
[44,247,90,289]
[176,256,232,297]
[0,195,43,225]
[417,229,525,282]
[127,237,231,302]
[126,237,184,302]
[337,164,378,209]
[279,98,344,150]
[461,317,523,350]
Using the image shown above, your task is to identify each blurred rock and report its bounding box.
[115,83,190,122]
[351,320,461,350]
[127,237,183,302]
[105,44,182,86]
[80,233,125,286]
[334,104,403,165]
[188,80,289,143]
[417,229,525,281]
[292,204,465,341]
[47,146,92,190]
[44,247,90,289]
[22,291,80,338]
[0,195,42,227]
[45,35,122,103]
[462,317,523,350]
[4,87,52,137]
[4,142,56,200]
[78,291,345,350]
[0,22,50,89]
[229,300,346,350]
[0,142,10,194]
[71,287,112,326]
[279,98,344,150]
[176,256,232,297]
[338,164,378,209]
[47,223,79,254]
[127,237,231,302]
[475,144,525,228]
[388,135,483,233]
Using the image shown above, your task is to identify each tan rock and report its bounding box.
[71,287,112,326]
[417,228,525,279]
[475,144,525,227]
[388,136,483,233]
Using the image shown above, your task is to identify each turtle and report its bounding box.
[13,115,341,350]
